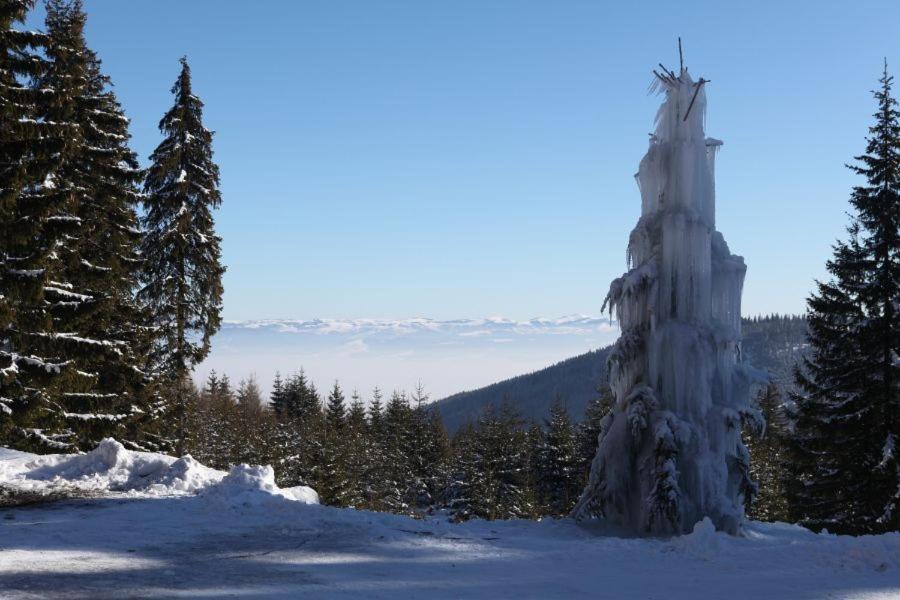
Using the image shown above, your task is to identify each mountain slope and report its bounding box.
[433,316,808,432]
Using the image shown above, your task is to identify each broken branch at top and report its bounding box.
[683,78,708,122]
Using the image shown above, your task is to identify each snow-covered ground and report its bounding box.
[2,443,899,599]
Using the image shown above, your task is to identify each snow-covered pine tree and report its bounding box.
[789,65,900,534]
[404,383,449,512]
[342,391,369,508]
[478,401,531,520]
[320,381,350,505]
[139,57,224,454]
[272,371,323,488]
[576,392,612,485]
[745,384,789,522]
[444,422,483,521]
[270,372,286,417]
[0,0,81,452]
[30,0,149,452]
[233,376,265,464]
[533,398,580,516]
[362,387,386,509]
[187,370,235,468]
[376,391,413,513]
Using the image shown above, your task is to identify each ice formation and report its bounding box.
[573,64,763,535]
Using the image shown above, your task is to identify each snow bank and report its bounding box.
[0,439,317,505]
[202,464,319,507]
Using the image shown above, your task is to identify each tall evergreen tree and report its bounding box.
[0,1,137,452]
[789,65,900,534]
[0,0,74,451]
[33,0,148,451]
[139,57,224,454]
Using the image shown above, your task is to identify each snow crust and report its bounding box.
[0,438,318,504]
[2,446,900,598]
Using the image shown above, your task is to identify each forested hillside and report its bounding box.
[434,315,807,432]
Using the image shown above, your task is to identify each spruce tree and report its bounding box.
[272,371,323,488]
[745,384,789,522]
[789,65,900,534]
[270,372,286,416]
[32,0,148,451]
[576,392,612,486]
[477,401,531,520]
[342,390,369,508]
[404,384,449,512]
[444,423,483,521]
[139,57,224,454]
[320,381,350,505]
[534,398,580,516]
[376,391,413,513]
[362,387,386,509]
[1,0,79,451]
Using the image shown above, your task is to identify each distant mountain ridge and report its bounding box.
[201,315,620,400]
[221,315,612,336]
[432,315,808,432]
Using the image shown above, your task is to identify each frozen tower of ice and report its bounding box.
[573,61,762,535]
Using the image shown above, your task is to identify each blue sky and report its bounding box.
[28,1,900,321]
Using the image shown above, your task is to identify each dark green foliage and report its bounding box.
[37,0,147,451]
[576,391,612,482]
[531,398,581,516]
[745,384,790,522]
[1,0,148,453]
[789,66,900,535]
[139,57,224,453]
[0,0,71,451]
[319,382,350,505]
[271,372,323,489]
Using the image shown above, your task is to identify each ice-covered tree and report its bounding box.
[139,57,224,454]
[788,65,900,534]
[573,61,763,535]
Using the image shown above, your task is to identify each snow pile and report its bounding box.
[0,438,317,505]
[202,463,318,507]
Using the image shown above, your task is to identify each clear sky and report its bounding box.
[26,1,900,321]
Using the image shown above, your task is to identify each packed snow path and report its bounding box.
[2,445,900,599]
